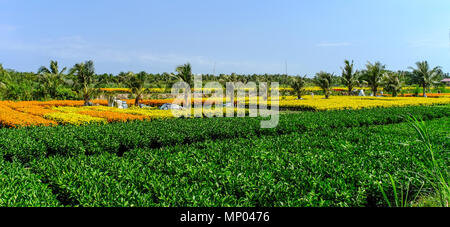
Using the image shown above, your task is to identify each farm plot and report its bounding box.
[0,105,448,207]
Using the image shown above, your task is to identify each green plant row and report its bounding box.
[0,160,60,207]
[0,105,449,163]
[26,117,449,207]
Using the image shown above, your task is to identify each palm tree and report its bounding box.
[69,60,99,106]
[382,72,404,97]
[230,73,238,82]
[37,60,67,98]
[97,73,118,87]
[172,63,194,86]
[314,71,333,99]
[408,61,441,97]
[0,64,6,85]
[238,75,249,84]
[218,74,231,85]
[341,60,359,94]
[290,76,307,99]
[120,71,148,106]
[361,61,386,96]
[0,64,9,97]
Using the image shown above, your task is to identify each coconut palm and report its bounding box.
[238,74,249,84]
[156,72,174,92]
[0,64,9,97]
[0,64,6,85]
[341,60,359,94]
[218,74,231,85]
[314,71,333,99]
[290,76,307,99]
[97,73,118,87]
[408,61,441,97]
[172,63,194,86]
[37,60,67,98]
[382,72,404,97]
[361,61,386,96]
[69,60,99,106]
[230,73,238,82]
[120,71,148,106]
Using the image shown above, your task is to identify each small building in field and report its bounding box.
[441,78,450,86]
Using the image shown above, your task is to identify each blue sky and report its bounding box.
[0,0,449,76]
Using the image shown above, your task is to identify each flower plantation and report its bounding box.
[1,96,450,127]
[278,95,450,111]
[0,100,172,127]
[1,90,449,207]
[3,0,450,210]
[0,105,448,206]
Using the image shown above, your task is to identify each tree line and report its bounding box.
[290,60,448,99]
[0,60,448,104]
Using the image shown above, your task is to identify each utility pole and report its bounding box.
[285,60,288,76]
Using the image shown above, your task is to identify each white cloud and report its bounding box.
[0,35,205,65]
[0,35,290,74]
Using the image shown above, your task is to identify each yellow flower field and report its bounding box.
[99,86,450,93]
[1,95,449,127]
[277,95,450,111]
[54,106,174,120]
[44,112,107,126]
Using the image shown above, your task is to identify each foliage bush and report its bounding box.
[23,117,449,207]
[0,105,448,162]
[0,160,59,207]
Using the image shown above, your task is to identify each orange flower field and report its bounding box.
[0,100,166,127]
[0,99,242,127]
[2,94,450,127]
[0,104,57,127]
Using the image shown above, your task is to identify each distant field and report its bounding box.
[99,86,450,93]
